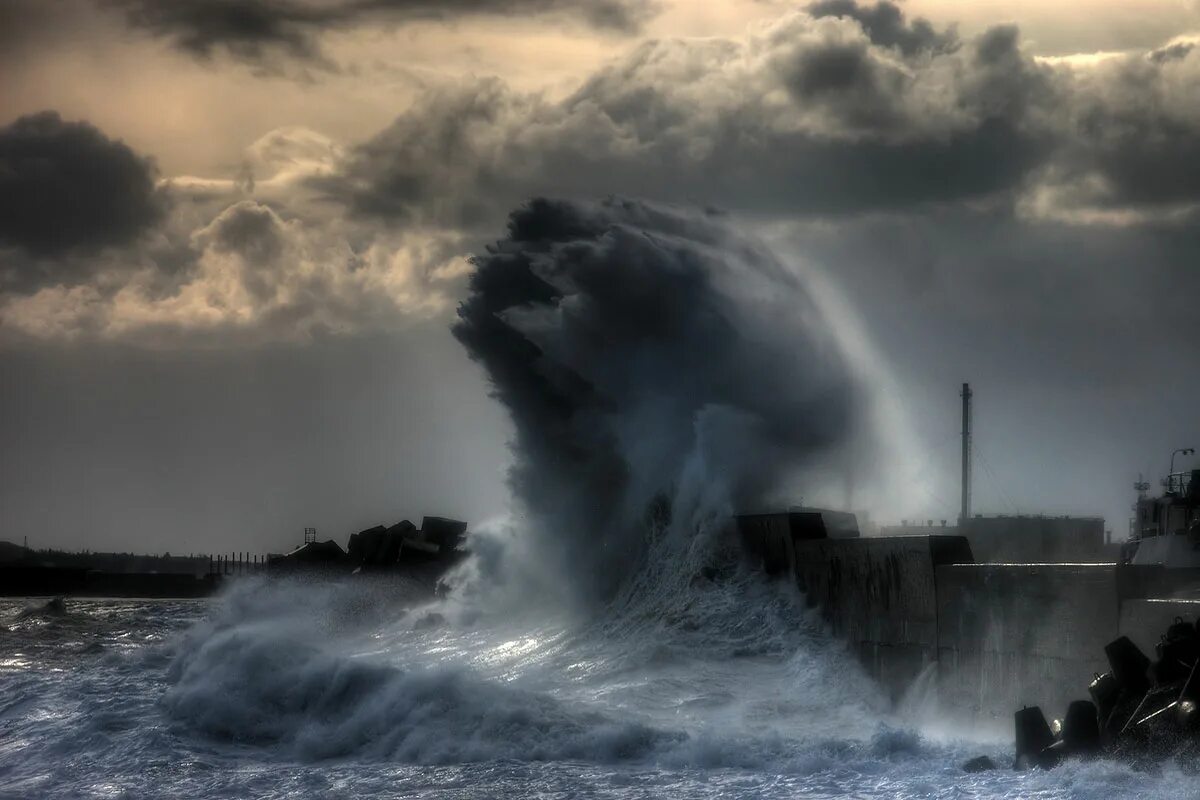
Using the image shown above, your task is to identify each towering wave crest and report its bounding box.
[453,197,879,604]
[161,198,911,769]
[161,580,678,762]
[160,580,895,767]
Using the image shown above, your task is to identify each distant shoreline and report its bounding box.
[0,564,219,598]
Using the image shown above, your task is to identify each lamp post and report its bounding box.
[1169,447,1195,493]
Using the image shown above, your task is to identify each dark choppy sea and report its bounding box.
[1,573,1196,800]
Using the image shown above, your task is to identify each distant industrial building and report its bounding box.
[880,515,1116,563]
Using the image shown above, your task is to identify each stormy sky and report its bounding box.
[3,0,1200,554]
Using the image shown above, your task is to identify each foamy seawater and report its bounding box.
[1,577,1197,800]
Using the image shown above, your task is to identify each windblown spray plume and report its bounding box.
[454,197,875,602]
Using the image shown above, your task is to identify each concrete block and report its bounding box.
[419,517,468,552]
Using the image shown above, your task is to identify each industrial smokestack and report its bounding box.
[961,382,972,523]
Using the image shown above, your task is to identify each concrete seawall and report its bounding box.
[791,536,971,700]
[752,518,1200,721]
[934,564,1117,722]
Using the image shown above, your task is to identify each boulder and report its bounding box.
[376,521,415,566]
[348,525,388,564]
[419,517,468,553]
[962,755,996,773]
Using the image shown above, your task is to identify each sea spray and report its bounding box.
[160,577,930,772]
[157,198,916,772]
[453,197,887,606]
[161,579,680,762]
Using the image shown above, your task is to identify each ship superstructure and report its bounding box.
[1127,469,1200,568]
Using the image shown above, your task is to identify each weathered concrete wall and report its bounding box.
[961,516,1107,563]
[737,512,795,577]
[736,510,859,577]
[772,529,1200,724]
[792,535,972,700]
[880,516,1111,563]
[934,564,1118,723]
[1119,598,1200,655]
[1116,564,1200,601]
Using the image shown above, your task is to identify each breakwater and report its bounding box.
[738,511,1200,724]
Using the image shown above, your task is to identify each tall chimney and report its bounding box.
[961,382,972,523]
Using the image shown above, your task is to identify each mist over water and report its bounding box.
[3,199,1198,799]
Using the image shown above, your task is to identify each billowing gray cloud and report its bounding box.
[119,0,340,68]
[1035,45,1200,220]
[204,200,287,264]
[319,12,1053,228]
[0,112,165,268]
[315,3,1200,231]
[807,0,957,56]
[0,196,472,344]
[115,0,656,71]
[7,1,1200,346]
[0,112,174,300]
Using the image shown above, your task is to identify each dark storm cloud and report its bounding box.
[0,111,166,287]
[114,0,656,70]
[782,37,902,127]
[1043,45,1200,214]
[776,35,912,129]
[9,2,1199,346]
[319,16,1053,229]
[807,0,957,56]
[785,40,880,97]
[204,200,286,263]
[454,197,866,600]
[118,0,339,67]
[317,2,1200,231]
[961,25,1057,129]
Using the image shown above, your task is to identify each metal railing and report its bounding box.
[207,553,272,576]
[1165,471,1194,496]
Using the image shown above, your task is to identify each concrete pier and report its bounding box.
[739,512,1200,721]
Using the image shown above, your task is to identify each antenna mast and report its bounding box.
[961,383,972,523]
